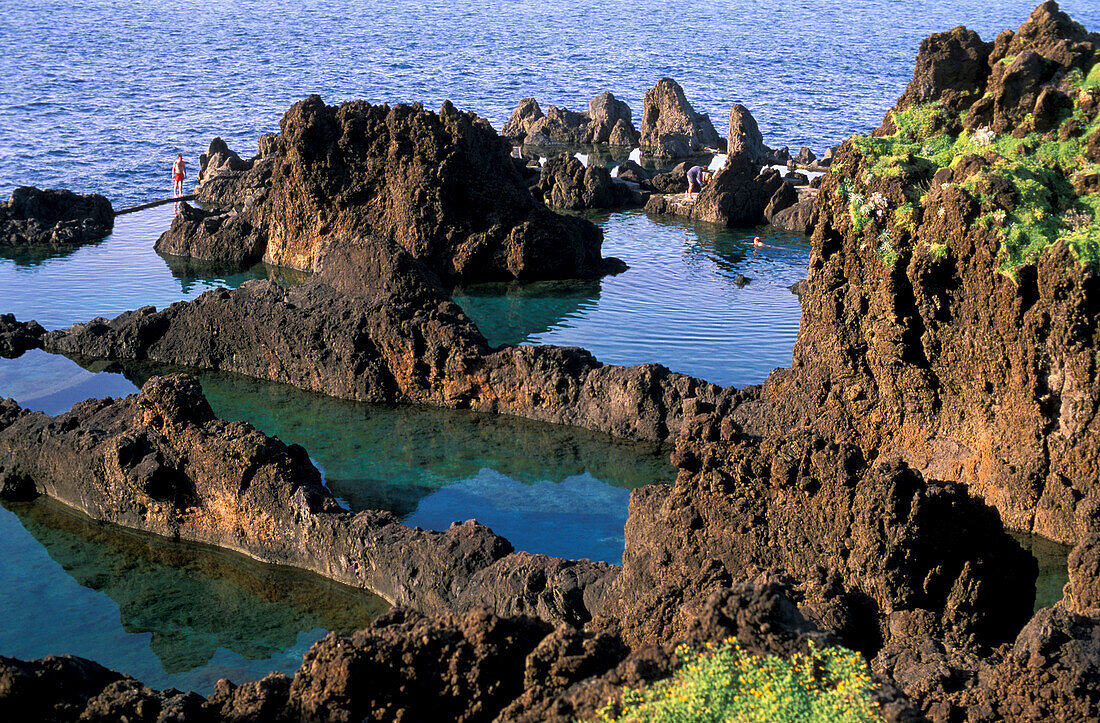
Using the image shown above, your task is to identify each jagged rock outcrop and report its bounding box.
[191,136,277,210]
[0,186,113,247]
[501,92,640,148]
[644,154,784,226]
[727,103,771,165]
[603,415,1036,657]
[154,201,266,266]
[158,95,618,283]
[750,0,1100,547]
[535,154,635,210]
[0,314,44,357]
[639,79,721,158]
[893,25,992,113]
[501,97,544,141]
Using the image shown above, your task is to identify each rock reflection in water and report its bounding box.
[119,364,675,563]
[452,278,601,346]
[1,497,386,691]
[159,254,312,296]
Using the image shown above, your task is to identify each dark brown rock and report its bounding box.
[165,96,614,283]
[585,91,639,146]
[691,154,784,226]
[501,97,544,142]
[41,235,724,444]
[726,103,770,165]
[894,25,992,112]
[0,655,128,722]
[154,202,266,266]
[764,181,798,222]
[503,92,639,148]
[0,186,113,247]
[0,314,45,358]
[772,198,818,234]
[606,427,1036,656]
[0,372,627,626]
[613,159,649,185]
[536,154,635,210]
[639,78,721,158]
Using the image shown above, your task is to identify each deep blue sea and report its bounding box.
[0,0,1087,695]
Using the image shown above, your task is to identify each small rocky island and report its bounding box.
[1,2,1100,721]
[0,186,113,247]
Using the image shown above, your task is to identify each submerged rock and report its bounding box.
[639,78,721,158]
[0,186,113,247]
[0,372,617,626]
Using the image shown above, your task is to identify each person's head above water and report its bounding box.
[753,236,763,246]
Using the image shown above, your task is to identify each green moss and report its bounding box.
[892,103,950,142]
[832,90,1100,273]
[589,639,881,723]
[929,242,949,258]
[1080,62,1100,91]
[1000,54,1017,65]
[894,202,917,233]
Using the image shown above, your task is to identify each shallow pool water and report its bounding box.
[0,498,386,695]
[454,210,810,389]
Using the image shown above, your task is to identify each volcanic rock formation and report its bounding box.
[157,96,620,283]
[40,235,718,442]
[535,154,636,210]
[501,92,640,148]
[0,583,922,722]
[644,154,785,227]
[639,78,722,158]
[752,0,1100,547]
[0,186,113,247]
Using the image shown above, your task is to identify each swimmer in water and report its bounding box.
[752,236,764,247]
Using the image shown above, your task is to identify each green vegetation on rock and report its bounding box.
[588,639,881,723]
[839,69,1100,273]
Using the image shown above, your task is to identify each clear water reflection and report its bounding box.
[456,210,810,388]
[0,498,385,695]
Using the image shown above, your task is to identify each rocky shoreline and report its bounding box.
[2,2,1100,721]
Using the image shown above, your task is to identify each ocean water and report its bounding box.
[1,1,1097,207]
[0,0,1091,695]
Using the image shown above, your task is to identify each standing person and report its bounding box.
[685,164,709,199]
[172,154,187,197]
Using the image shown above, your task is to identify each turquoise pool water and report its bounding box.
[0,497,386,695]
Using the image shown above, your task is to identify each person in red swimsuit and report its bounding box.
[172,154,186,197]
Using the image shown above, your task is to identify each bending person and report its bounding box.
[685,164,710,199]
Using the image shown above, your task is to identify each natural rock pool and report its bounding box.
[0,201,1072,694]
[0,202,807,690]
